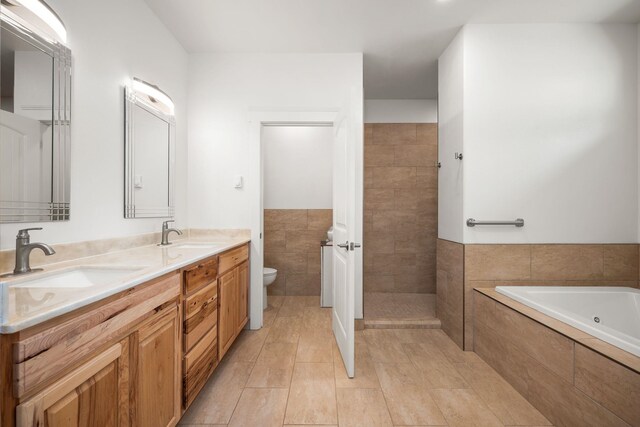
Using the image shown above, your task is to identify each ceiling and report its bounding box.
[144,0,640,99]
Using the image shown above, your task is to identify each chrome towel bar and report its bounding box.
[467,218,524,227]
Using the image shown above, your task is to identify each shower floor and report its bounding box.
[364,292,441,329]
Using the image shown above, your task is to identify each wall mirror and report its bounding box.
[124,78,175,218]
[0,1,71,223]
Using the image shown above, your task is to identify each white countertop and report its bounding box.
[0,237,250,333]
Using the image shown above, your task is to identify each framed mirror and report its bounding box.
[0,3,71,223]
[124,78,175,218]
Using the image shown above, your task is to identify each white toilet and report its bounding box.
[263,267,278,309]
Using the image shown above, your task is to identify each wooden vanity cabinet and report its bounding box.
[130,306,181,427]
[181,257,219,409]
[3,272,182,427]
[218,245,249,359]
[16,340,129,427]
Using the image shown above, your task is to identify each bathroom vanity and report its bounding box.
[0,240,250,427]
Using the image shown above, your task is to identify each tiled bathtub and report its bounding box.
[473,288,640,427]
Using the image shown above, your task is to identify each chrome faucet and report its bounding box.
[159,220,182,246]
[12,228,56,275]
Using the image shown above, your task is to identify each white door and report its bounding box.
[332,97,359,378]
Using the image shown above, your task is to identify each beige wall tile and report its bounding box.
[364,188,394,210]
[416,166,438,188]
[526,356,629,427]
[574,344,640,427]
[264,229,285,254]
[364,123,373,145]
[436,239,464,349]
[364,230,395,254]
[416,123,438,147]
[364,167,374,189]
[365,144,395,166]
[493,296,575,382]
[393,188,419,210]
[394,145,434,166]
[372,123,417,145]
[363,123,437,296]
[284,363,338,425]
[307,209,333,231]
[228,388,288,427]
[307,252,321,274]
[264,209,328,295]
[336,388,393,427]
[372,167,417,188]
[604,244,639,280]
[474,292,633,427]
[285,273,321,296]
[363,273,395,292]
[473,319,531,397]
[264,209,308,230]
[531,244,604,280]
[265,251,307,274]
[285,229,325,253]
[465,244,531,281]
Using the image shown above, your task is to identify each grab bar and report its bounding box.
[467,218,524,227]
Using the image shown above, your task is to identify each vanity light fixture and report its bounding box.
[1,0,67,43]
[131,78,175,116]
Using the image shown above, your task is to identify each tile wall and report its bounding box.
[475,291,640,427]
[264,209,332,296]
[364,123,438,294]
[437,240,640,350]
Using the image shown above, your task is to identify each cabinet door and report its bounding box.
[133,306,181,427]
[237,262,249,334]
[218,269,237,358]
[16,341,129,427]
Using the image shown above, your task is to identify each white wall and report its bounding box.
[437,29,465,243]
[0,0,188,249]
[439,24,638,244]
[187,53,363,229]
[364,99,438,123]
[263,126,333,209]
[188,53,363,326]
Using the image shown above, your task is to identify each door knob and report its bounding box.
[349,242,361,251]
[337,241,349,250]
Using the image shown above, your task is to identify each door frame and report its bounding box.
[248,110,356,330]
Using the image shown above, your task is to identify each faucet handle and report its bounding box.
[162,220,175,228]
[17,228,43,238]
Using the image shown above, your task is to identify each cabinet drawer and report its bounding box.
[183,326,218,408]
[184,282,218,351]
[219,244,249,274]
[13,273,180,398]
[184,280,218,319]
[184,257,218,294]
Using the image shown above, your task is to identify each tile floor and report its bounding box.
[179,296,552,427]
[364,292,441,329]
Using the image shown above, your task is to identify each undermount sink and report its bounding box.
[8,266,146,289]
